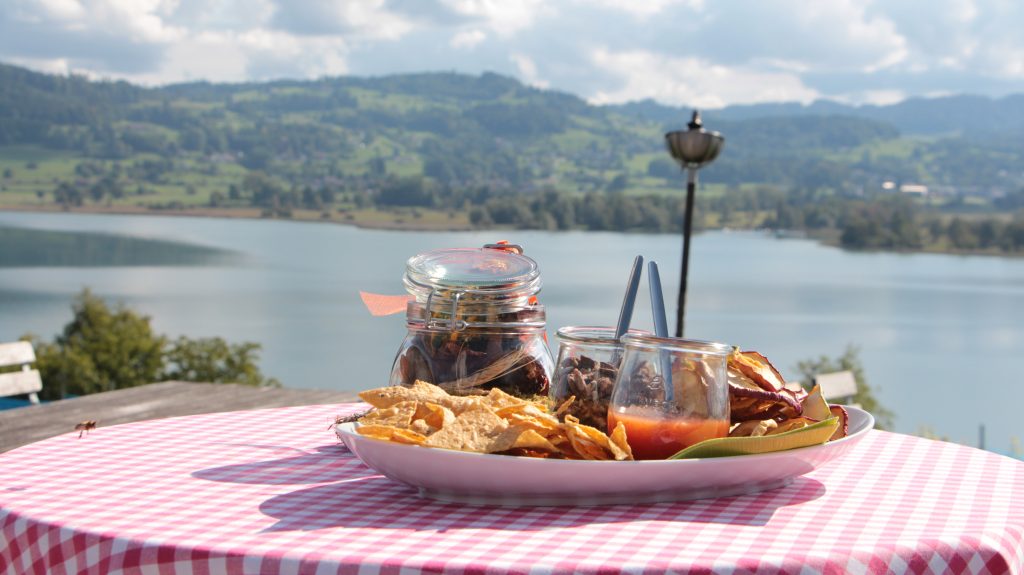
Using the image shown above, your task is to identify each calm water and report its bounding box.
[2,211,1023,453]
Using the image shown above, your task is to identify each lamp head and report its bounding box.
[665,110,724,169]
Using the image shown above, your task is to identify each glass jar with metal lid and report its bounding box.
[389,244,554,398]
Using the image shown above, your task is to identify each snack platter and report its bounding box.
[333,373,873,506]
[335,407,872,506]
[339,245,876,506]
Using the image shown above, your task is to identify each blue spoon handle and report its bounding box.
[648,260,674,402]
[615,255,644,341]
[648,261,668,338]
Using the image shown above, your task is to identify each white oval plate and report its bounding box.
[335,407,873,506]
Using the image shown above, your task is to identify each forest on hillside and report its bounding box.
[2,62,1024,254]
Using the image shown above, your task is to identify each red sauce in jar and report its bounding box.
[608,407,729,460]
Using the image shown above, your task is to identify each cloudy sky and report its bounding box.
[2,0,1024,108]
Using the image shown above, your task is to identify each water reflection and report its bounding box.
[0,225,232,267]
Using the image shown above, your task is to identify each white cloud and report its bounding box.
[577,0,703,19]
[803,0,908,72]
[833,89,907,107]
[440,0,551,36]
[685,0,908,74]
[37,0,86,20]
[450,28,486,49]
[85,0,186,43]
[268,0,413,40]
[6,56,73,76]
[2,0,1024,105]
[510,53,547,88]
[588,48,819,108]
[123,31,249,84]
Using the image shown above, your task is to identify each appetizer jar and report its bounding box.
[389,245,554,398]
[550,326,649,432]
[608,335,731,460]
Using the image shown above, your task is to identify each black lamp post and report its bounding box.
[665,110,724,337]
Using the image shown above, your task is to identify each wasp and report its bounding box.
[75,420,97,438]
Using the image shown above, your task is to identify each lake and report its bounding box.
[2,211,1023,454]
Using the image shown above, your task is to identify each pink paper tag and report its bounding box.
[359,292,412,316]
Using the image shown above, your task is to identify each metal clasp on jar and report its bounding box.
[424,289,469,332]
[415,288,545,333]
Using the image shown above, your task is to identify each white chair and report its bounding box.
[0,341,42,404]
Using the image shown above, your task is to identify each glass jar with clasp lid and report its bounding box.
[388,243,554,398]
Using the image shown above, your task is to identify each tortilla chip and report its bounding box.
[435,395,487,415]
[415,402,456,430]
[391,428,429,444]
[512,429,558,451]
[502,448,558,458]
[358,380,448,409]
[563,416,613,460]
[554,395,575,418]
[409,419,433,435]
[496,403,560,435]
[482,387,527,410]
[356,424,427,445]
[358,401,418,428]
[488,425,558,453]
[607,422,633,461]
[353,380,635,460]
[423,408,509,452]
[563,417,634,461]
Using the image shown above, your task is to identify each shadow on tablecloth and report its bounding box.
[192,442,354,485]
[190,442,826,533]
[258,476,824,532]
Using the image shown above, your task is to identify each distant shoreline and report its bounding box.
[1,204,1021,259]
[0,204,475,232]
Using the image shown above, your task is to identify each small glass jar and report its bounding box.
[608,334,731,460]
[389,245,554,398]
[550,326,649,432]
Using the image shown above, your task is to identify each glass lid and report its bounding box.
[404,247,540,290]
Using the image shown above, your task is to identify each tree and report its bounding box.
[377,176,435,207]
[163,336,280,387]
[26,289,279,400]
[368,156,387,178]
[240,146,272,170]
[794,345,894,430]
[468,206,493,227]
[606,173,629,194]
[647,158,677,180]
[53,181,83,207]
[948,217,979,250]
[318,186,336,206]
[301,185,321,209]
[242,172,284,207]
[30,289,165,399]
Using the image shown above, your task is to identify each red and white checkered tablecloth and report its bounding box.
[1,403,1023,575]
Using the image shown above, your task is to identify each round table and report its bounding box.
[1,403,1023,574]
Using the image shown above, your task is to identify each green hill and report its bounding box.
[5,61,1024,195]
[1,61,1023,248]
